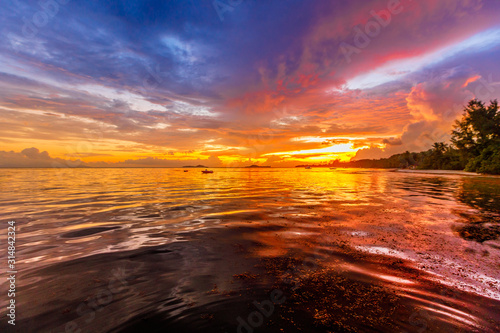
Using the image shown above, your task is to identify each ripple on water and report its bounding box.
[1,168,500,332]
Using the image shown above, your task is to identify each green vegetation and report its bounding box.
[451,99,500,174]
[300,99,500,174]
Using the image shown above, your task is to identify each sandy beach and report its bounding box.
[396,169,483,176]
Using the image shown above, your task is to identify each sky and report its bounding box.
[1,0,500,167]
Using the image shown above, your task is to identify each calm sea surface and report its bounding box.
[1,168,500,332]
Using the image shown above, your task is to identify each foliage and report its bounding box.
[452,99,500,174]
[452,99,500,160]
[465,142,500,174]
[418,143,464,170]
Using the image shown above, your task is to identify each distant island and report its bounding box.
[297,99,500,175]
[182,165,207,168]
[245,165,271,168]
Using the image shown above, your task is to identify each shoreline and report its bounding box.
[396,169,482,176]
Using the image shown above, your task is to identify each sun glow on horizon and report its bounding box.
[262,143,366,162]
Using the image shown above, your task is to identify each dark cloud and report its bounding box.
[382,138,402,146]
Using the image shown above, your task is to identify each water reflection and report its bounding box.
[455,177,500,243]
[0,168,499,332]
[457,178,500,213]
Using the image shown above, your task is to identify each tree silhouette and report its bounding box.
[451,99,500,173]
[452,99,499,157]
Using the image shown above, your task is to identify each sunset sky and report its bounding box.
[1,0,500,167]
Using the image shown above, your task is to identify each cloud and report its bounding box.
[382,137,402,146]
[353,146,386,160]
[1,1,500,164]
[327,123,389,136]
[0,148,85,168]
[0,148,226,168]
[406,67,477,122]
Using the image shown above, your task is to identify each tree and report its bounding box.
[451,99,500,159]
[452,99,500,173]
[466,142,500,174]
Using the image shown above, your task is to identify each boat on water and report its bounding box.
[184,170,189,172]
[201,169,213,174]
[305,166,311,169]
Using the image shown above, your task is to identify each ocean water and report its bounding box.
[1,168,499,332]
